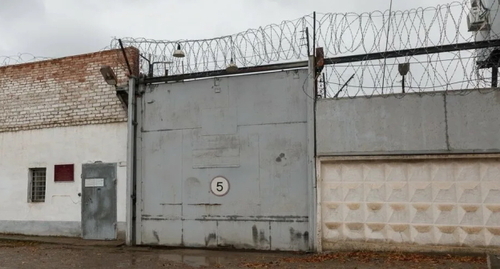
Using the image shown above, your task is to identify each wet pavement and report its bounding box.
[0,239,488,269]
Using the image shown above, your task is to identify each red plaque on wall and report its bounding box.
[54,164,74,182]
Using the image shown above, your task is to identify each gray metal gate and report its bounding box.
[81,163,117,240]
[135,70,313,250]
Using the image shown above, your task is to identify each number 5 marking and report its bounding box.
[211,176,230,196]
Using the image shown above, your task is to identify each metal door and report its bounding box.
[81,163,117,240]
[136,70,313,251]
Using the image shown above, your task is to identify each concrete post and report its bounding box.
[307,56,319,252]
[126,77,136,246]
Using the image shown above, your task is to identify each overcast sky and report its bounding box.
[0,0,464,58]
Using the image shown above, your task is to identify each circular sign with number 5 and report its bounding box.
[210,176,230,196]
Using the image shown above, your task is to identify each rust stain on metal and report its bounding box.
[315,47,325,74]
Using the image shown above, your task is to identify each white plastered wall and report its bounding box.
[0,122,127,236]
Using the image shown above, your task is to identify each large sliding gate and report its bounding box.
[134,70,314,251]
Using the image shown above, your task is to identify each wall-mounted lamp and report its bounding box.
[173,44,185,58]
[226,58,238,73]
[100,66,118,86]
[398,63,410,93]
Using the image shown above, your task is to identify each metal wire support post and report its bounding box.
[322,72,327,98]
[493,66,498,88]
[402,75,406,93]
[118,39,133,76]
[305,28,310,56]
[139,54,152,77]
[380,0,394,94]
[313,11,316,57]
[334,74,355,98]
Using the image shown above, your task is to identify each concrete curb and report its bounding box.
[0,234,124,248]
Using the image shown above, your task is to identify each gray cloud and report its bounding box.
[0,0,45,21]
[0,0,465,58]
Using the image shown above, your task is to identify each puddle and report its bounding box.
[159,252,223,268]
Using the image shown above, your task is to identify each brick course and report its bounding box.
[0,48,139,132]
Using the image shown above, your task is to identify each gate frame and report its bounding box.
[125,57,319,250]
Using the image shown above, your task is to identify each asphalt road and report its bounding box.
[0,240,488,269]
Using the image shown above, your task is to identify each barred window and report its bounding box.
[29,168,46,203]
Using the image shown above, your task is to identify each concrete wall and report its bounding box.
[317,90,500,251]
[0,123,127,237]
[319,155,500,251]
[317,90,500,155]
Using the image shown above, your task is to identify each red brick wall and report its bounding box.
[0,47,139,132]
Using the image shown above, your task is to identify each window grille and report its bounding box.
[29,168,46,203]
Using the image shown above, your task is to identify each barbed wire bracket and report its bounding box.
[118,39,134,77]
[315,47,325,98]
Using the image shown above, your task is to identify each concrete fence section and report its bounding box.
[317,90,500,251]
[317,90,500,156]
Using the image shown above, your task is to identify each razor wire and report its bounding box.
[111,0,481,76]
[320,49,494,98]
[2,0,495,98]
[0,54,52,67]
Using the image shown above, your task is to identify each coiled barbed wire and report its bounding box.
[109,0,500,98]
[0,54,52,67]
[112,0,479,76]
[322,49,493,98]
[1,0,490,98]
